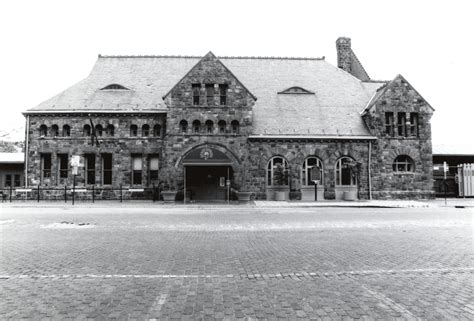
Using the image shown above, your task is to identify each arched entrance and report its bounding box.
[181,145,235,202]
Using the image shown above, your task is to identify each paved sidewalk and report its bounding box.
[1,197,473,209]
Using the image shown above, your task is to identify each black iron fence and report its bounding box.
[0,185,163,204]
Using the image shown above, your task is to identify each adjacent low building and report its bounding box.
[0,152,24,189]
[22,37,435,201]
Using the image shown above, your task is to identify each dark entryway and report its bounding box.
[185,166,233,201]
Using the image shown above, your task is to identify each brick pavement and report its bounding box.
[0,206,472,320]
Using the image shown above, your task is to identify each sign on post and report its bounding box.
[310,166,321,201]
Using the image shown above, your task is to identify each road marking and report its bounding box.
[0,267,472,280]
[148,293,168,317]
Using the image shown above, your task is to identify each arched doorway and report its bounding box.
[182,146,235,202]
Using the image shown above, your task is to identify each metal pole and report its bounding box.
[444,179,447,206]
[120,184,122,203]
[368,141,372,200]
[227,167,230,204]
[72,175,76,205]
[183,166,186,204]
[64,185,67,203]
[152,183,156,202]
[9,185,12,202]
[92,185,95,203]
[314,182,317,201]
[37,185,40,202]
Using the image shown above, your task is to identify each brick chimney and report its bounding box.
[336,37,352,73]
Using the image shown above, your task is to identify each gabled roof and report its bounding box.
[26,54,387,136]
[361,74,434,115]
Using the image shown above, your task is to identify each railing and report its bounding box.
[0,185,162,204]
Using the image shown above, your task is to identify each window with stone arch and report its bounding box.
[267,156,289,186]
[335,156,356,186]
[218,120,226,134]
[95,124,103,137]
[301,156,324,186]
[62,125,71,137]
[205,120,214,134]
[130,124,138,137]
[83,124,91,137]
[106,124,115,136]
[51,124,59,137]
[153,124,162,137]
[179,120,188,133]
[39,124,48,137]
[393,155,415,173]
[142,124,150,137]
[231,120,240,134]
[192,120,201,133]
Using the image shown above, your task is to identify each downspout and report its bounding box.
[24,115,30,187]
[368,140,372,200]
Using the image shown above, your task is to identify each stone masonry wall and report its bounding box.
[26,113,166,190]
[363,76,434,199]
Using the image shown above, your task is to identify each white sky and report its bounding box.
[0,0,472,148]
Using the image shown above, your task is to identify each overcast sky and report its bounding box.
[0,0,472,148]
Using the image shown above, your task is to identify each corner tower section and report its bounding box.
[362,74,435,199]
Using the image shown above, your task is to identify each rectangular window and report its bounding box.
[219,84,228,105]
[397,113,406,136]
[5,174,12,187]
[85,154,95,185]
[205,84,214,105]
[192,84,200,106]
[14,174,21,187]
[58,154,69,180]
[132,155,142,185]
[410,113,419,137]
[41,153,52,182]
[385,112,394,136]
[102,154,112,185]
[148,156,159,186]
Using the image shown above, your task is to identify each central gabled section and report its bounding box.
[163,51,256,108]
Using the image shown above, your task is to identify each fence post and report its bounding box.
[37,185,40,202]
[72,175,76,206]
[9,185,13,202]
[92,185,95,203]
[120,184,122,203]
[64,185,67,203]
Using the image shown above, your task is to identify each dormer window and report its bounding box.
[278,86,315,95]
[100,84,129,90]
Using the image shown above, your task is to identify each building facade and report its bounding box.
[23,38,435,201]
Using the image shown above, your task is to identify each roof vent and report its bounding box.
[100,84,129,90]
[278,86,314,95]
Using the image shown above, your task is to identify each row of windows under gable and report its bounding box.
[179,119,240,134]
[192,83,228,106]
[38,123,164,138]
[384,112,419,137]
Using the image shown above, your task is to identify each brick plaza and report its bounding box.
[0,205,473,320]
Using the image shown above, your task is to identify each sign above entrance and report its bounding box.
[182,147,233,166]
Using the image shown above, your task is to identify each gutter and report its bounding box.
[22,110,167,115]
[24,115,29,187]
[248,135,377,140]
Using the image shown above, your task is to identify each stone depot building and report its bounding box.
[23,38,435,201]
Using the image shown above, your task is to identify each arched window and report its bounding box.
[301,157,324,186]
[393,155,415,172]
[62,125,70,137]
[106,124,115,136]
[192,120,201,133]
[335,157,356,186]
[130,124,138,137]
[267,156,289,186]
[205,120,214,134]
[51,125,59,137]
[218,120,226,134]
[142,124,150,137]
[231,120,239,134]
[83,124,91,137]
[95,124,103,137]
[179,120,188,133]
[153,124,162,137]
[39,125,47,137]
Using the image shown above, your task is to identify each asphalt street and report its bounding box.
[0,206,472,320]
